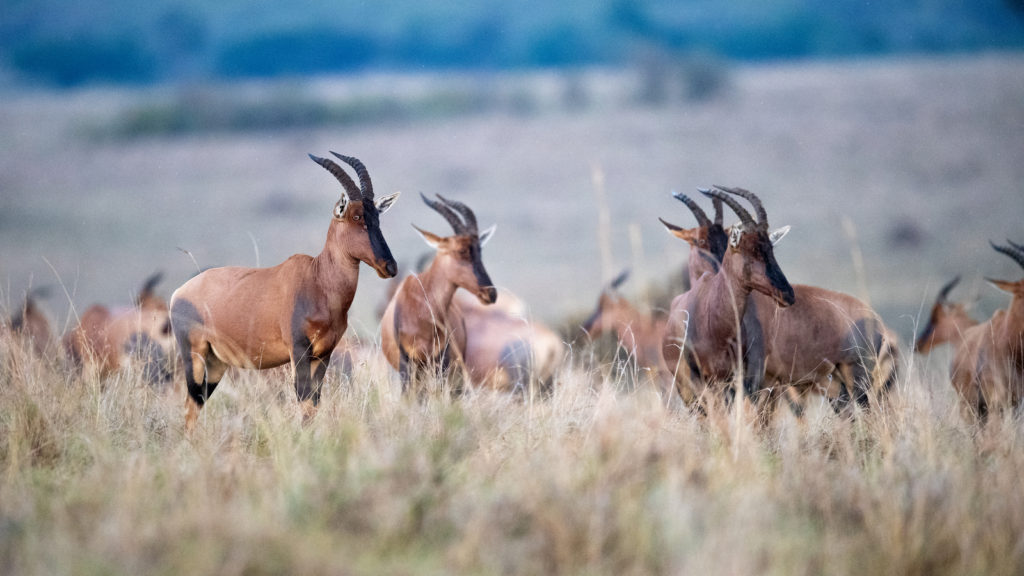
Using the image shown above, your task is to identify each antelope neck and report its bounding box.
[312,227,361,310]
[702,254,752,333]
[412,258,461,316]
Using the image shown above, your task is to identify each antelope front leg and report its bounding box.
[292,342,321,424]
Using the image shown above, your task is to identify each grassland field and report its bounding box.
[1,54,1024,575]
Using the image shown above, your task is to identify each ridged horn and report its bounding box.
[991,240,1024,271]
[420,193,466,234]
[436,194,479,234]
[309,153,361,200]
[701,188,755,227]
[330,152,374,200]
[714,185,768,228]
[671,191,710,227]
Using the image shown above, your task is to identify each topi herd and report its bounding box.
[5,152,1022,430]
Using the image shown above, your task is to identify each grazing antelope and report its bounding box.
[581,270,672,392]
[64,272,172,384]
[914,276,978,354]
[455,288,565,395]
[949,241,1024,418]
[9,286,53,355]
[662,186,795,406]
[170,153,400,430]
[379,193,496,394]
[662,188,899,411]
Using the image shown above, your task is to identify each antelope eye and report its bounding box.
[352,214,361,221]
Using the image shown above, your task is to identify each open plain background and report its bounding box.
[2,54,1023,342]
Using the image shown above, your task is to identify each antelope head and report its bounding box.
[702,185,795,307]
[986,239,1024,298]
[659,191,728,277]
[309,152,400,279]
[581,269,632,337]
[914,275,975,354]
[415,193,497,305]
[134,271,172,342]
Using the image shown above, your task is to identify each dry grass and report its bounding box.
[2,328,1024,576]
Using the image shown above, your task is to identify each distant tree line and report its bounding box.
[3,0,1024,88]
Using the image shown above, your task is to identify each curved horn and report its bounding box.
[420,192,466,234]
[609,268,630,291]
[330,152,374,199]
[712,196,723,227]
[436,194,479,234]
[309,153,361,200]
[714,185,768,228]
[701,188,755,227]
[1008,239,1024,254]
[936,275,961,304]
[139,271,164,299]
[671,191,710,227]
[991,240,1024,271]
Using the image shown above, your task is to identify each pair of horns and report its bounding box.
[672,191,723,228]
[308,152,375,201]
[700,185,769,230]
[991,239,1024,271]
[421,193,479,235]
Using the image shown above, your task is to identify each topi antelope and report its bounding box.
[64,272,172,384]
[949,240,1024,418]
[914,276,978,354]
[9,286,54,355]
[662,187,899,411]
[455,288,565,395]
[170,153,400,430]
[662,186,795,407]
[581,269,672,394]
[379,193,496,395]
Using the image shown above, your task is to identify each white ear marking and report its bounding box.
[334,197,349,219]
[478,224,497,247]
[769,225,791,246]
[729,226,743,247]
[375,191,400,215]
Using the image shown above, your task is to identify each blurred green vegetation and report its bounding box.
[2,0,1024,88]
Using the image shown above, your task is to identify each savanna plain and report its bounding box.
[2,54,1024,575]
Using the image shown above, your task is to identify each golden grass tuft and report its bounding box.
[2,327,1024,575]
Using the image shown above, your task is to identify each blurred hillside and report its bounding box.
[3,0,1024,87]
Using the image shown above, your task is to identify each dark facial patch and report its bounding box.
[361,198,398,277]
[756,233,795,305]
[468,239,495,301]
[707,224,729,263]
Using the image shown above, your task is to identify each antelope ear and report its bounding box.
[478,224,497,247]
[413,225,443,249]
[985,278,1019,294]
[375,191,400,215]
[660,218,699,245]
[333,195,350,219]
[769,225,791,246]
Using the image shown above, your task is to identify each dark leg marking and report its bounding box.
[171,299,220,405]
[740,300,765,399]
[500,339,533,396]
